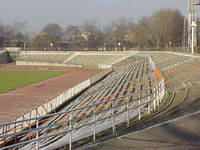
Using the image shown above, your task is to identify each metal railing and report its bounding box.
[0,77,165,150]
[0,68,112,140]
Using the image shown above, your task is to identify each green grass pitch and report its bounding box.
[0,70,66,93]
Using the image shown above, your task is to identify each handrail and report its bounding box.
[0,62,150,130]
[0,94,151,138]
[0,62,153,136]
[0,86,148,128]
[1,52,199,149]
[0,86,154,139]
[0,61,144,128]
[0,58,166,150]
[0,77,165,150]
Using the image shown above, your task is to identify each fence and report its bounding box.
[0,76,165,150]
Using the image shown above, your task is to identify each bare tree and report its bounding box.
[0,22,27,48]
[130,17,155,48]
[0,24,5,48]
[149,9,184,47]
[129,9,184,48]
[0,8,184,51]
[103,18,135,50]
[15,32,24,47]
[64,25,82,49]
[34,23,63,49]
[81,20,104,49]
[4,25,15,47]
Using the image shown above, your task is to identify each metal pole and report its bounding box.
[192,23,194,54]
[69,114,72,150]
[159,82,162,103]
[156,84,159,107]
[126,97,130,126]
[147,91,151,115]
[138,99,141,120]
[3,127,5,146]
[36,118,39,150]
[111,101,115,133]
[163,79,165,97]
[14,119,17,143]
[153,87,156,111]
[191,21,197,54]
[93,105,96,142]
[5,125,7,137]
[138,92,141,120]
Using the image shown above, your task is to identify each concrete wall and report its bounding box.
[16,61,83,68]
[4,47,21,51]
[16,61,67,66]
[19,51,137,55]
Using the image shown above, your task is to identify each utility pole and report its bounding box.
[191,21,197,53]
[188,0,200,53]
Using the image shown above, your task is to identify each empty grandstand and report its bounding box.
[16,52,72,66]
[3,50,200,150]
[16,51,136,68]
[0,52,165,150]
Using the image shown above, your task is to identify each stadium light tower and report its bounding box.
[191,21,197,53]
[188,0,200,53]
[188,0,199,53]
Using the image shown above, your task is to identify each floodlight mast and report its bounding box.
[191,21,197,54]
[188,0,200,53]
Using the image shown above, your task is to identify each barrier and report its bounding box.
[16,61,68,66]
[0,79,89,136]
[90,69,112,85]
[98,64,112,69]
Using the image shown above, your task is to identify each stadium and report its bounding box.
[0,49,200,150]
[1,0,200,150]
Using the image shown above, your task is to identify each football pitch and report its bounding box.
[0,70,66,93]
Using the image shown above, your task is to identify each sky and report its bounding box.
[0,0,187,32]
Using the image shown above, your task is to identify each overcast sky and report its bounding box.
[0,0,187,32]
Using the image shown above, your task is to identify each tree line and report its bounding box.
[0,8,184,51]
